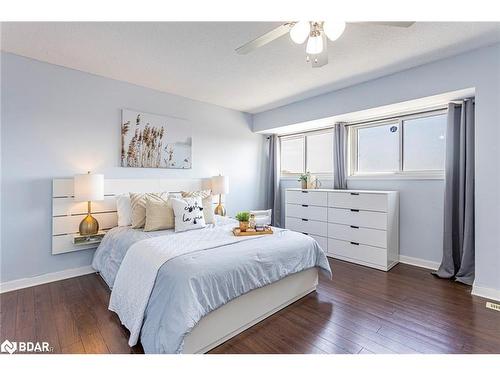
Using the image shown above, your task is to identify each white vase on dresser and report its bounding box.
[285,188,399,271]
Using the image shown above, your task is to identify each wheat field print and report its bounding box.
[121,109,192,169]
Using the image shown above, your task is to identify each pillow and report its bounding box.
[181,189,215,224]
[143,193,183,232]
[250,209,272,226]
[171,197,206,232]
[130,192,169,228]
[116,194,132,227]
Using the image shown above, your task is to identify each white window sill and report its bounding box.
[348,173,444,181]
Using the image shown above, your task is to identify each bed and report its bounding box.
[92,217,331,354]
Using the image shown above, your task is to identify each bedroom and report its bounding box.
[1,0,499,372]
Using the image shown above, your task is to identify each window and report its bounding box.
[403,114,446,171]
[357,122,399,173]
[280,130,334,176]
[280,136,304,174]
[350,110,447,177]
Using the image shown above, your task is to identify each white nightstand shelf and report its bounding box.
[72,230,106,246]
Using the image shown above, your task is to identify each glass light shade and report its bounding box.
[74,173,104,202]
[211,175,229,195]
[323,20,346,41]
[306,35,323,55]
[289,21,310,44]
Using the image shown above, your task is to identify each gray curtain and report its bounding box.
[433,99,475,285]
[267,134,281,227]
[333,122,348,189]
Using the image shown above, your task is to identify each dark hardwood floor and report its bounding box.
[1,258,499,354]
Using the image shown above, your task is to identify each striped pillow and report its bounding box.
[129,192,169,229]
[181,189,214,224]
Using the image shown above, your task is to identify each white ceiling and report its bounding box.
[1,22,499,113]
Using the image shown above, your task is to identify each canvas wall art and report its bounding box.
[121,109,192,169]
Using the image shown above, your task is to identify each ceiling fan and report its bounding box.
[235,21,415,68]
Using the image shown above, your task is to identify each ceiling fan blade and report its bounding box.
[355,21,415,28]
[235,23,293,55]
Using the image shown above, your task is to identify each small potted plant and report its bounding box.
[298,172,311,189]
[235,211,250,232]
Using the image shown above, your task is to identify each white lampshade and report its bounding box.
[306,34,323,55]
[323,20,346,41]
[74,173,104,202]
[211,175,229,195]
[290,21,310,44]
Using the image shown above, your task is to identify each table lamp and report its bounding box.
[211,175,229,216]
[74,171,104,236]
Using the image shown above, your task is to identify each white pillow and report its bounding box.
[251,209,272,226]
[171,197,206,232]
[116,194,132,227]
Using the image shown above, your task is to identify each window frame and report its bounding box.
[279,128,334,179]
[348,109,447,180]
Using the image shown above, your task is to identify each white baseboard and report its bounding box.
[399,255,440,270]
[472,284,500,302]
[0,265,95,293]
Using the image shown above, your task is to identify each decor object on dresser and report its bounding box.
[74,172,104,236]
[211,175,229,216]
[235,211,250,232]
[285,188,399,271]
[298,172,310,189]
[121,109,192,169]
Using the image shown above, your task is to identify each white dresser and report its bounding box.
[285,188,399,271]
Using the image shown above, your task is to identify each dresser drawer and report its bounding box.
[328,223,387,248]
[328,208,387,230]
[328,238,387,267]
[310,234,328,252]
[328,192,388,212]
[286,217,328,237]
[286,204,327,221]
[286,190,328,206]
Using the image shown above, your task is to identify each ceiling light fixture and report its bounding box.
[289,21,310,44]
[323,20,346,42]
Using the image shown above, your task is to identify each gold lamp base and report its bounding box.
[214,200,226,217]
[79,201,99,236]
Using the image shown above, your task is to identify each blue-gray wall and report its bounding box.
[0,52,268,283]
[256,43,500,293]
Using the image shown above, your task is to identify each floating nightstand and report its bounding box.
[72,230,106,246]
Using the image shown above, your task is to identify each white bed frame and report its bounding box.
[184,267,318,353]
[52,177,318,353]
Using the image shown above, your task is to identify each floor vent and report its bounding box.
[486,301,500,312]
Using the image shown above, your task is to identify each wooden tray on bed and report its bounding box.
[232,227,273,236]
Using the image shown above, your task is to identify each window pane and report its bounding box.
[306,132,333,174]
[280,137,304,174]
[357,123,399,173]
[403,114,446,171]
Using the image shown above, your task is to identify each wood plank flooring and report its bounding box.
[1,259,499,354]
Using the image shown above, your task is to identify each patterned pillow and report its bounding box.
[171,197,207,232]
[129,192,169,229]
[181,189,214,224]
[143,195,177,232]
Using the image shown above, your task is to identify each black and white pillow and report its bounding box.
[171,197,207,232]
